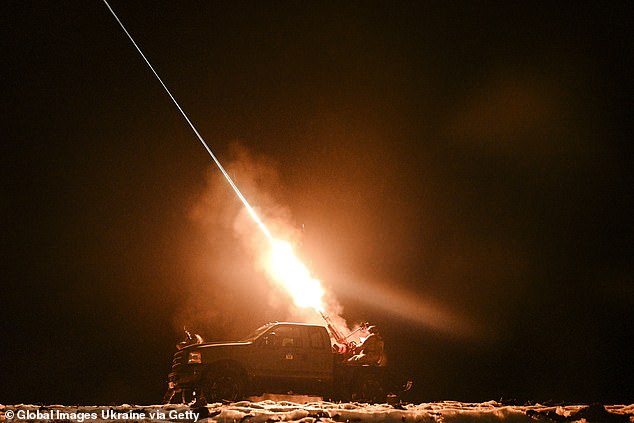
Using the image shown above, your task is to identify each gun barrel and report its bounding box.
[341,326,362,340]
[319,311,345,343]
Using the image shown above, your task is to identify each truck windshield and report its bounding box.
[241,323,273,342]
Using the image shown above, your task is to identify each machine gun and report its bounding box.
[319,311,345,343]
[319,311,369,354]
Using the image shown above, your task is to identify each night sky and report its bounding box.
[3,1,632,405]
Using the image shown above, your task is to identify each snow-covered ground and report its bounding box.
[2,400,632,422]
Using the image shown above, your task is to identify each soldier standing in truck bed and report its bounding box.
[347,325,384,365]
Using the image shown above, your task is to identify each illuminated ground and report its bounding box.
[2,400,632,422]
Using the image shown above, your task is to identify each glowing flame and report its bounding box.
[265,239,324,312]
[237,200,325,312]
[103,0,326,316]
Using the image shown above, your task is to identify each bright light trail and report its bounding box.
[103,0,324,312]
[102,0,272,241]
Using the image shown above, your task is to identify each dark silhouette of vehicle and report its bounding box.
[164,322,392,404]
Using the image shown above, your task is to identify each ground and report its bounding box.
[2,399,633,422]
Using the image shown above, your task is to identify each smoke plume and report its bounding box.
[174,142,350,340]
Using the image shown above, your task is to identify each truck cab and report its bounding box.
[165,322,339,404]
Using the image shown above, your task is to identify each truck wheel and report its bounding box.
[352,373,384,403]
[162,389,175,404]
[181,388,195,404]
[200,369,243,403]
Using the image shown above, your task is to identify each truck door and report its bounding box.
[301,326,334,382]
[252,325,305,381]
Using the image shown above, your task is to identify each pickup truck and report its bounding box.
[164,322,387,404]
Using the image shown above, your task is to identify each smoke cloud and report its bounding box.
[173,143,351,340]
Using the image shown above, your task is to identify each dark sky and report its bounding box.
[3,1,632,405]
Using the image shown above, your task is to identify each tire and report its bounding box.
[351,372,385,403]
[163,388,194,405]
[199,369,243,403]
[181,388,195,404]
[162,389,175,405]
